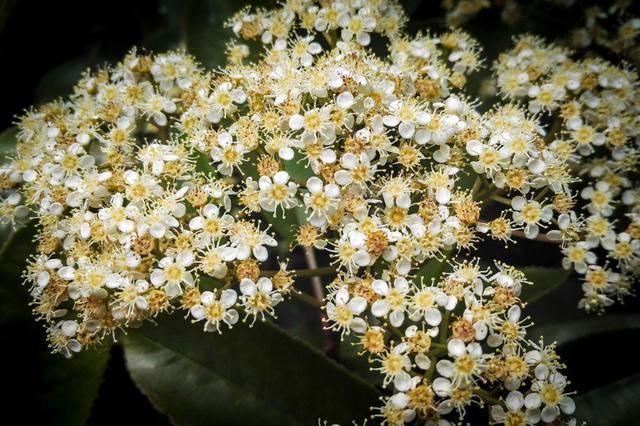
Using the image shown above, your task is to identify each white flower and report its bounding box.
[210,135,247,176]
[150,252,196,298]
[290,35,323,67]
[410,286,448,326]
[142,93,176,126]
[561,242,597,273]
[581,181,615,217]
[383,100,431,139]
[338,10,376,46]
[436,339,486,386]
[98,193,139,235]
[303,177,340,227]
[138,143,179,175]
[491,391,541,425]
[332,229,371,272]
[288,106,336,144]
[375,343,412,388]
[190,289,239,333]
[112,279,150,318]
[525,372,575,423]
[239,277,283,324]
[189,204,235,247]
[511,196,553,239]
[124,170,162,202]
[228,223,277,262]
[207,82,246,123]
[258,171,299,216]
[371,277,410,327]
[325,286,367,338]
[334,152,376,189]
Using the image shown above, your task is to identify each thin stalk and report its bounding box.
[259,266,337,278]
[292,291,322,309]
[476,388,502,406]
[510,230,558,244]
[489,194,512,206]
[304,246,335,355]
[439,310,451,345]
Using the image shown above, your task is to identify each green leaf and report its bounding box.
[33,345,112,425]
[338,336,382,387]
[531,314,640,349]
[400,0,422,16]
[183,0,241,69]
[0,126,18,162]
[35,52,97,103]
[285,153,315,182]
[0,223,34,321]
[414,251,454,284]
[520,266,571,303]
[262,206,306,250]
[122,314,379,426]
[0,224,111,425]
[574,373,640,426]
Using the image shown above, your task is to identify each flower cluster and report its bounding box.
[4,0,634,423]
[325,261,576,425]
[494,35,640,312]
[0,49,299,357]
[444,1,640,66]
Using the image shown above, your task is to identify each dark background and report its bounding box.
[1,0,639,425]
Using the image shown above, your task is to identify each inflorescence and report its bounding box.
[1,0,638,424]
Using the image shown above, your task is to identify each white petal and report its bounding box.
[336,92,354,109]
[253,245,269,262]
[348,296,367,314]
[371,299,390,317]
[239,278,257,296]
[372,279,389,295]
[306,177,324,194]
[273,171,290,185]
[220,289,238,308]
[289,114,304,130]
[447,338,466,357]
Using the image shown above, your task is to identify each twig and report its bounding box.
[510,230,558,244]
[304,246,336,355]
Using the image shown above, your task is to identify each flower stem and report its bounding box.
[260,266,337,278]
[304,246,336,356]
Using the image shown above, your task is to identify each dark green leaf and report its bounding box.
[520,266,571,303]
[414,252,453,284]
[0,126,18,161]
[400,0,422,16]
[0,223,34,321]
[34,345,112,426]
[35,53,97,103]
[338,336,382,387]
[183,0,240,69]
[285,153,315,182]
[122,314,379,426]
[575,373,640,426]
[0,224,111,425]
[531,314,640,348]
[262,206,306,250]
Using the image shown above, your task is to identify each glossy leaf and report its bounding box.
[0,225,111,425]
[0,126,18,161]
[520,266,571,302]
[575,373,640,426]
[531,314,640,348]
[122,314,379,426]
